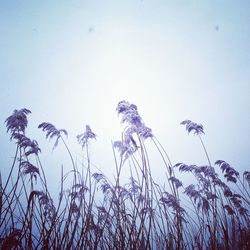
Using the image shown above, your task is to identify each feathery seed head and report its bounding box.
[5,108,31,138]
[38,122,68,149]
[180,119,204,135]
[77,125,96,148]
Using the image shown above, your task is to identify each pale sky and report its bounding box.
[1,0,249,193]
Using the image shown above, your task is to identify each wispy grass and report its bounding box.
[0,101,249,249]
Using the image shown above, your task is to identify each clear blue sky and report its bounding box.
[1,1,249,191]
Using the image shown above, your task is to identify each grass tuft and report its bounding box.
[0,102,249,249]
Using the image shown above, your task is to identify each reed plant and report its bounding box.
[0,102,249,249]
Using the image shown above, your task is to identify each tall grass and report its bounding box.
[0,102,249,249]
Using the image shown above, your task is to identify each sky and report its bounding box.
[0,0,250,194]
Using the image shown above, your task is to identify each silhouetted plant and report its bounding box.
[0,102,249,250]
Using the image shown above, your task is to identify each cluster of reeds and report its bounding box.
[0,101,249,249]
